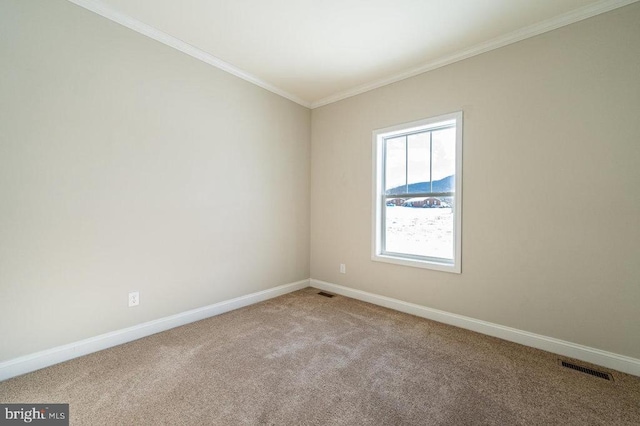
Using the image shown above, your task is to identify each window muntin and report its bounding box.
[373,112,462,273]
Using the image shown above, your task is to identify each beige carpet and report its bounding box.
[1,287,639,425]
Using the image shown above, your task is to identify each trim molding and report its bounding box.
[65,0,311,108]
[3,277,638,381]
[0,279,309,382]
[310,0,640,108]
[310,279,640,377]
[65,0,638,110]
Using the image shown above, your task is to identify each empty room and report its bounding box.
[1,0,639,424]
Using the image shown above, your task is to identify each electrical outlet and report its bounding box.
[340,264,346,274]
[128,291,139,307]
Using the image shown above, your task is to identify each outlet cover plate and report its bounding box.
[128,291,139,307]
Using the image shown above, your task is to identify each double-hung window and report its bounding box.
[372,112,463,273]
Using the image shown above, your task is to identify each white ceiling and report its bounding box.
[70,0,636,108]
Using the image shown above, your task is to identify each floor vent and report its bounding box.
[317,291,335,298]
[560,360,612,381]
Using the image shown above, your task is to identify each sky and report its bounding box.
[385,127,455,191]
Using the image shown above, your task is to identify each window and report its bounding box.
[372,112,462,273]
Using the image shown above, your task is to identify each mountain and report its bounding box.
[386,175,454,195]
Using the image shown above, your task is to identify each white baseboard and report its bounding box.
[4,277,638,382]
[0,279,309,382]
[310,279,640,377]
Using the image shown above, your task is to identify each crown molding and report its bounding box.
[310,0,639,108]
[66,0,312,108]
[66,0,637,110]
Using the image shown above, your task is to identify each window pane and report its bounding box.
[431,128,456,189]
[385,136,406,194]
[384,203,454,260]
[383,127,455,261]
[407,132,430,194]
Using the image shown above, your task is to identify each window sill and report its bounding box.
[372,253,461,274]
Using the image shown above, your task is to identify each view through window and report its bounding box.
[373,112,462,272]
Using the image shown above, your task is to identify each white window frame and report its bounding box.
[371,111,463,273]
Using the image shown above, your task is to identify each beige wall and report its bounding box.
[0,0,310,362]
[311,4,640,359]
[2,0,639,366]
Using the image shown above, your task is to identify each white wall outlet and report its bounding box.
[128,291,139,307]
[340,263,346,274]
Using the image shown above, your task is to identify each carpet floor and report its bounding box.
[1,287,639,425]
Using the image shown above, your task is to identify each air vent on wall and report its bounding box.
[317,291,335,298]
[560,360,612,381]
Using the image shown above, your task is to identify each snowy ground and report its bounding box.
[384,206,454,259]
